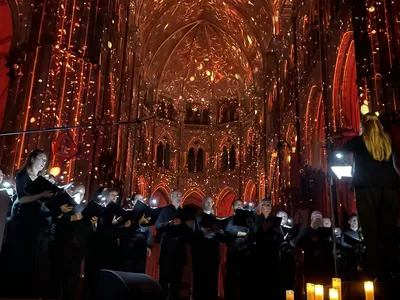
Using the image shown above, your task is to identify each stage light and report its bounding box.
[335,153,343,159]
[49,167,61,177]
[331,151,353,179]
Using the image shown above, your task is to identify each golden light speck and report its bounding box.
[108,41,112,49]
[360,104,369,115]
[30,117,36,123]
[190,76,195,81]
[49,167,61,177]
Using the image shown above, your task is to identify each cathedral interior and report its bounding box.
[0,0,400,296]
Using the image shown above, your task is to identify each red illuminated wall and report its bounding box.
[0,0,12,128]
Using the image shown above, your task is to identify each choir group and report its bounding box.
[0,148,377,300]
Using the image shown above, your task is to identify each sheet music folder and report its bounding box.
[179,205,200,222]
[80,201,105,219]
[26,176,62,197]
[200,213,229,228]
[265,216,282,228]
[343,232,362,247]
[45,191,77,213]
[233,209,254,227]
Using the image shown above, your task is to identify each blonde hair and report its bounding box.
[361,113,392,161]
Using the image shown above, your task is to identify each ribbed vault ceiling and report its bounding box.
[138,0,275,102]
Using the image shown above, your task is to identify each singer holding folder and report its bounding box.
[0,149,70,298]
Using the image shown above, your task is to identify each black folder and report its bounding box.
[26,176,62,197]
[200,213,230,229]
[45,190,77,214]
[81,201,105,219]
[200,213,216,228]
[233,209,254,227]
[317,227,333,239]
[179,205,200,222]
[146,207,163,226]
[101,201,126,223]
[265,216,282,228]
[343,232,362,247]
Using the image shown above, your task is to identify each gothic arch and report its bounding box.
[267,152,279,204]
[216,187,237,218]
[182,187,205,207]
[246,127,257,165]
[284,123,297,188]
[155,131,175,169]
[137,176,147,197]
[244,180,256,203]
[332,31,360,133]
[304,85,322,164]
[219,136,236,171]
[151,184,171,207]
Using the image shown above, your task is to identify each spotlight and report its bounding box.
[2,181,11,188]
[335,153,343,159]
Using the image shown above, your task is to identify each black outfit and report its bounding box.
[155,205,191,300]
[84,201,121,297]
[120,202,153,273]
[223,216,250,300]
[191,213,221,300]
[279,225,296,291]
[295,227,334,285]
[345,136,400,279]
[248,214,282,299]
[340,229,367,280]
[49,206,94,300]
[120,223,152,273]
[0,170,55,298]
[0,190,9,250]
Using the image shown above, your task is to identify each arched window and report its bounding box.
[156,142,164,167]
[202,109,210,125]
[193,109,201,124]
[186,106,193,123]
[229,108,236,122]
[222,107,229,123]
[167,104,175,120]
[196,147,204,172]
[222,147,228,172]
[229,145,236,170]
[158,101,166,118]
[164,143,171,169]
[188,147,195,172]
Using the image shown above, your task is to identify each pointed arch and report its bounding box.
[188,147,195,172]
[196,147,204,172]
[151,184,171,207]
[244,180,256,203]
[229,145,236,170]
[332,31,360,132]
[156,142,164,167]
[216,187,237,217]
[221,146,228,172]
[182,187,205,207]
[137,176,147,197]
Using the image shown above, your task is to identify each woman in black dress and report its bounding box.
[0,149,70,297]
[344,113,400,281]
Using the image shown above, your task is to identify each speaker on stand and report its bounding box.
[94,270,164,300]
